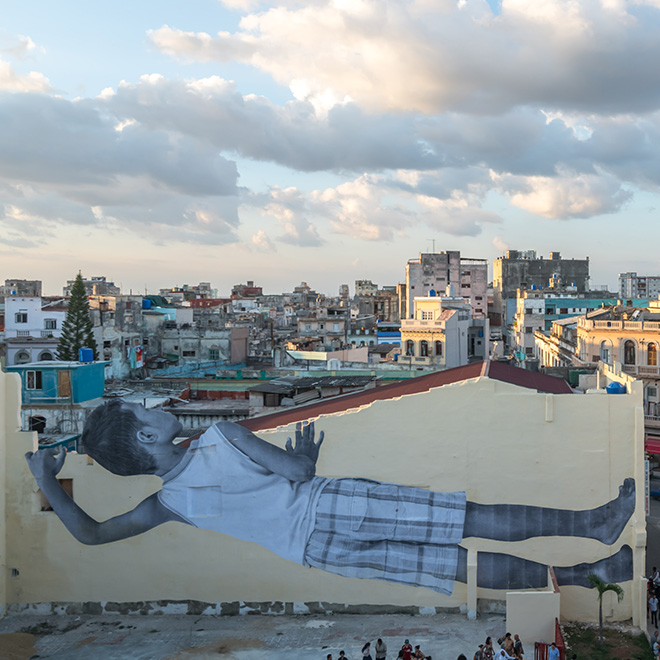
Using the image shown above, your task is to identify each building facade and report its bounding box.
[619,272,660,300]
[493,251,590,331]
[404,251,488,320]
[400,295,488,368]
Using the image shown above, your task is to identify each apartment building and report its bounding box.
[619,272,660,299]
[404,251,488,320]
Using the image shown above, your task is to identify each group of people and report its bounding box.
[326,638,432,660]
[473,633,524,660]
[649,566,660,627]
[326,633,525,660]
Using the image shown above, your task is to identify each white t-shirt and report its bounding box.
[158,425,329,563]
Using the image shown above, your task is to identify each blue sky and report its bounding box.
[1,0,660,296]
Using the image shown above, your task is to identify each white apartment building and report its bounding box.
[4,297,67,365]
[619,272,660,299]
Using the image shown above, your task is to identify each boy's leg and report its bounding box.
[462,478,635,545]
[454,545,633,589]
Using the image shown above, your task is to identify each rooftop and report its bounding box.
[242,361,572,432]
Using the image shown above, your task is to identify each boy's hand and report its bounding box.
[25,447,67,481]
[285,421,324,465]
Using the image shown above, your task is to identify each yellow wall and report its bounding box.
[0,370,646,624]
[507,588,560,645]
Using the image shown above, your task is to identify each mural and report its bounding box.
[25,400,635,594]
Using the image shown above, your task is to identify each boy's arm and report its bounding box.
[25,448,188,545]
[218,421,324,482]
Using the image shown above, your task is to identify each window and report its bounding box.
[420,341,429,357]
[333,323,339,331]
[462,283,471,288]
[526,347,534,355]
[435,341,443,357]
[649,343,658,366]
[39,351,54,361]
[624,340,636,365]
[26,371,43,390]
[15,351,30,364]
[525,327,533,334]
[209,349,220,360]
[405,340,415,356]
[421,310,433,320]
[560,308,568,314]
[182,350,196,357]
[15,312,27,323]
[475,296,483,301]
[600,340,612,364]
[44,318,57,330]
[125,301,132,310]
[305,323,311,331]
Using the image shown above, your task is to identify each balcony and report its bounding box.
[645,416,660,429]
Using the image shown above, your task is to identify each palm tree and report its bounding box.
[587,573,624,645]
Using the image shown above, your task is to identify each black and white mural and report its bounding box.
[26,400,635,593]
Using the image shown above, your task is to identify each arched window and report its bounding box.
[649,343,658,366]
[15,351,30,364]
[405,340,415,356]
[435,341,443,357]
[624,340,636,365]
[420,340,429,357]
[39,350,54,361]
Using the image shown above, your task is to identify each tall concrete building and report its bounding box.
[403,251,488,319]
[492,250,590,330]
[619,272,660,300]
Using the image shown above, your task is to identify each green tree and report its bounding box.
[57,273,99,361]
[587,573,624,646]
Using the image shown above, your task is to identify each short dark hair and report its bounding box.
[82,399,157,476]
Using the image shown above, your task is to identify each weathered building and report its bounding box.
[404,251,488,320]
[492,251,590,331]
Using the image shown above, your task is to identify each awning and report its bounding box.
[646,436,660,455]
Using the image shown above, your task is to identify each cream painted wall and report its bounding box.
[1,372,646,624]
[507,589,560,645]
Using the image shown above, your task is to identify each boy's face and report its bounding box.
[122,403,186,473]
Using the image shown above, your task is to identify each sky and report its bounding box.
[2,0,660,297]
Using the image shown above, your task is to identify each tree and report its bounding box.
[587,573,624,646]
[57,273,99,361]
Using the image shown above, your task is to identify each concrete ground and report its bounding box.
[0,610,507,660]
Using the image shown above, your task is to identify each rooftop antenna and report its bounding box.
[426,238,436,253]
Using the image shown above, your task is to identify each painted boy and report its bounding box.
[26,400,636,594]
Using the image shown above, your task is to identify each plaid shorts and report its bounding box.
[303,478,466,595]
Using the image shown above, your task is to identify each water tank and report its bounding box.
[429,289,436,297]
[78,347,94,363]
[606,382,626,395]
[142,298,152,309]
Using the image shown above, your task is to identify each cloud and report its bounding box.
[494,168,632,219]
[260,186,325,246]
[1,34,44,60]
[251,229,276,251]
[0,57,51,92]
[149,0,660,115]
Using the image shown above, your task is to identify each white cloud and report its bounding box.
[149,0,660,115]
[494,169,632,218]
[0,57,51,92]
[251,229,276,251]
[1,35,43,60]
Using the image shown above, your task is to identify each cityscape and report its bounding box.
[2,0,660,657]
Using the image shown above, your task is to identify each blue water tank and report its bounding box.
[429,289,436,297]
[142,298,152,309]
[78,347,94,363]
[606,382,626,395]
